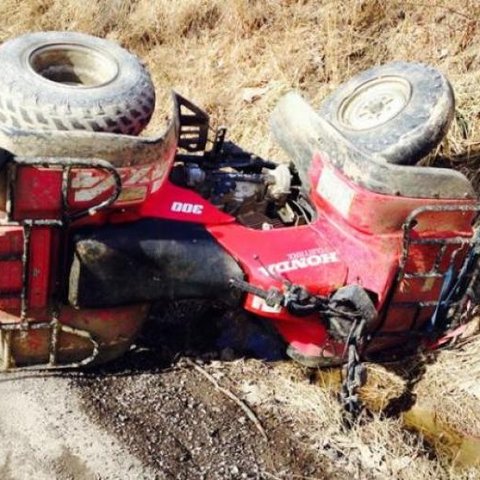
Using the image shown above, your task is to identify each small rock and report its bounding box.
[220,347,236,361]
[241,86,269,104]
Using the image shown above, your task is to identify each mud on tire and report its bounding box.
[0,31,155,135]
[319,62,455,165]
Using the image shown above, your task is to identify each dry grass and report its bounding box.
[2,1,480,160]
[409,332,480,463]
[415,334,480,437]
[2,0,480,477]
[233,360,480,479]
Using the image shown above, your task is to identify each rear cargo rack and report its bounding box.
[0,157,121,370]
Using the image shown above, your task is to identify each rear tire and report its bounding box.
[0,31,155,135]
[319,62,455,165]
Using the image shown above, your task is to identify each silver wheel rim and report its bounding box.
[338,76,412,130]
[28,43,119,89]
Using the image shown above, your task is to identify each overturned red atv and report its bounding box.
[0,32,477,386]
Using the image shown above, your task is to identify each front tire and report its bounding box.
[319,62,455,165]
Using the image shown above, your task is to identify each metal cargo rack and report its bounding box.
[0,156,122,370]
[375,203,480,343]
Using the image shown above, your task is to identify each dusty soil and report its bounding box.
[0,358,325,480]
[0,307,331,480]
[0,372,155,479]
[75,355,326,480]
[72,306,329,480]
[0,306,476,480]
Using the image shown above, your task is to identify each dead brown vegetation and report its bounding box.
[1,0,480,477]
[235,359,480,479]
[407,332,480,465]
[2,0,480,161]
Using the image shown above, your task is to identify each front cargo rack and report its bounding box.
[375,204,480,345]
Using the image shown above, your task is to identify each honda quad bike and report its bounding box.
[0,32,478,402]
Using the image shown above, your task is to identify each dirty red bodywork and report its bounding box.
[0,103,476,368]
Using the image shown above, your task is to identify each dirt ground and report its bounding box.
[0,307,477,480]
[0,357,325,480]
[0,371,153,479]
[0,307,328,480]
[75,357,327,479]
